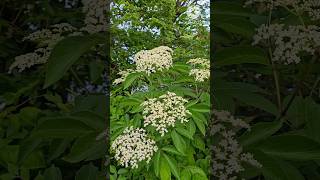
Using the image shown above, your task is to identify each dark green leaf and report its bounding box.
[44,35,102,88]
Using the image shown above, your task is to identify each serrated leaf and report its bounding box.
[171,130,187,155]
[123,72,141,90]
[163,153,180,180]
[253,150,304,180]
[160,155,171,180]
[162,146,185,156]
[44,35,103,88]
[154,150,161,177]
[176,127,194,140]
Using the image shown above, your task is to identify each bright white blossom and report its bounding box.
[244,0,320,20]
[135,46,173,75]
[112,46,174,85]
[252,24,320,64]
[210,109,262,180]
[187,58,210,82]
[141,92,191,136]
[111,126,158,169]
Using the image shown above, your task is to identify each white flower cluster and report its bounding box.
[81,0,108,33]
[112,46,174,85]
[210,109,262,180]
[9,23,77,73]
[252,24,320,64]
[244,0,320,20]
[141,92,191,136]
[111,126,158,169]
[9,0,108,73]
[112,69,135,85]
[135,46,173,75]
[187,58,210,82]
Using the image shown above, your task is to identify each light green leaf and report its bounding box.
[163,153,180,180]
[162,146,185,156]
[160,155,171,180]
[123,72,141,90]
[171,130,187,155]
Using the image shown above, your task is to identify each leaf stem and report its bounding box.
[267,7,282,113]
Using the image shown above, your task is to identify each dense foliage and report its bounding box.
[213,0,320,179]
[0,0,108,179]
[110,0,210,179]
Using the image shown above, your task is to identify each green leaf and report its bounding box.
[43,165,62,180]
[181,169,192,180]
[215,17,256,38]
[235,92,278,115]
[44,35,102,88]
[163,153,180,180]
[31,117,95,138]
[192,135,206,152]
[176,127,194,140]
[63,133,106,163]
[154,151,161,177]
[213,1,252,17]
[34,173,44,180]
[253,150,304,180]
[18,138,42,165]
[162,146,185,156]
[258,135,320,160]
[74,94,107,115]
[214,47,269,66]
[187,121,196,137]
[188,104,210,113]
[239,121,282,147]
[75,163,99,180]
[21,151,46,169]
[160,155,171,180]
[190,111,206,136]
[186,166,207,179]
[70,111,105,130]
[171,130,187,155]
[123,72,141,90]
[48,139,71,162]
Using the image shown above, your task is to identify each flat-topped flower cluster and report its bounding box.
[113,46,174,85]
[141,91,191,136]
[252,24,320,64]
[111,91,191,168]
[111,126,158,169]
[135,46,173,75]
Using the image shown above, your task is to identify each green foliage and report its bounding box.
[213,0,320,179]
